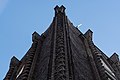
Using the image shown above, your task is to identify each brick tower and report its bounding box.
[4,5,120,80]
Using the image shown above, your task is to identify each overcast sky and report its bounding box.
[0,0,120,79]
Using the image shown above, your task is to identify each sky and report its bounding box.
[0,0,120,79]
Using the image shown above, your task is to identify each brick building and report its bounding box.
[4,5,120,80]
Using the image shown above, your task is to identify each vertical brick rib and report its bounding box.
[79,34,101,80]
[54,13,67,80]
[28,35,45,80]
[49,13,70,80]
[4,56,19,80]
[65,16,74,80]
[20,42,37,80]
[47,19,55,80]
[48,6,73,80]
[89,41,108,80]
[4,66,15,80]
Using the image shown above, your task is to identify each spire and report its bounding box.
[54,5,66,15]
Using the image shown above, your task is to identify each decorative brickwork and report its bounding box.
[4,5,120,80]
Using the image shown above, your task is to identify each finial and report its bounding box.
[60,5,66,12]
[110,53,119,63]
[32,31,40,42]
[84,29,93,41]
[10,56,19,67]
[54,5,59,11]
[54,5,66,15]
